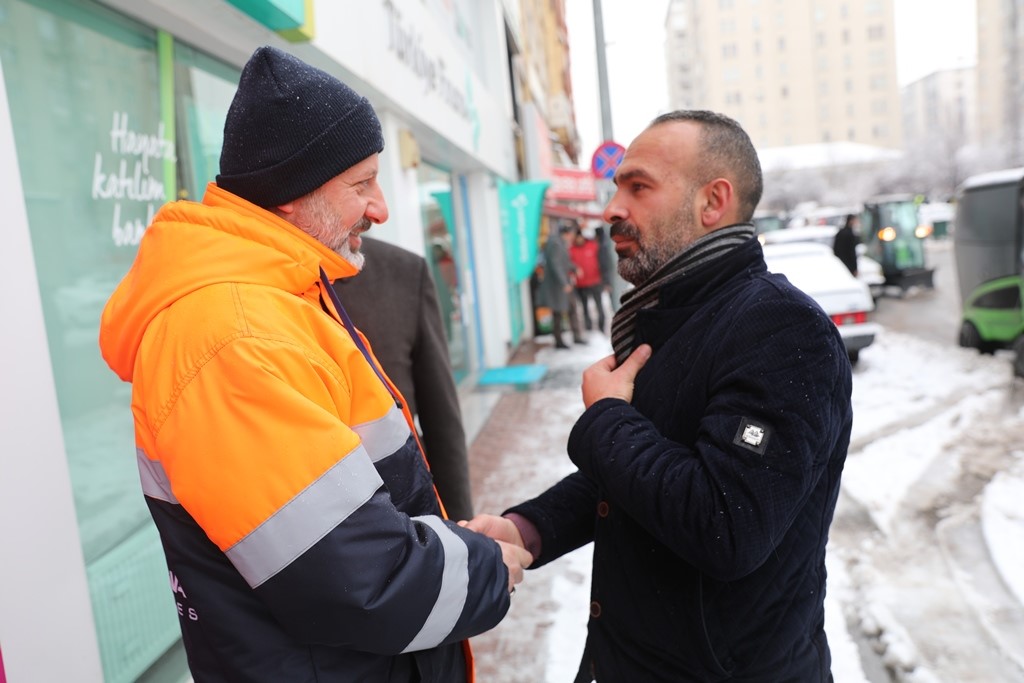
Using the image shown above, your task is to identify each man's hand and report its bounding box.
[461,514,524,546]
[581,344,652,408]
[461,514,532,593]
[497,540,532,593]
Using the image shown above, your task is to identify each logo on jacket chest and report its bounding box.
[733,417,773,455]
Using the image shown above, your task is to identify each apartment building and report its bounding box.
[902,66,977,149]
[665,0,903,152]
[976,0,1024,165]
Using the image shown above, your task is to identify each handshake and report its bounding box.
[459,515,533,595]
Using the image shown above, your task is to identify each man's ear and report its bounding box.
[276,201,296,216]
[699,178,735,228]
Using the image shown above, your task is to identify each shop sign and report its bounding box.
[549,167,596,202]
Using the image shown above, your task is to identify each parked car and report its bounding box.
[762,241,880,364]
[759,225,886,299]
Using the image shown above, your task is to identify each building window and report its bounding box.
[0,0,192,679]
[868,25,885,40]
[174,45,241,201]
[417,164,469,382]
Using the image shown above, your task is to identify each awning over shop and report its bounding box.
[542,202,605,221]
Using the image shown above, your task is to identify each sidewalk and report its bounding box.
[459,333,610,682]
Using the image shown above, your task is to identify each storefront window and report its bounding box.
[173,42,239,200]
[418,163,470,381]
[0,0,183,680]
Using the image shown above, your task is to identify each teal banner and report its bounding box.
[499,180,550,283]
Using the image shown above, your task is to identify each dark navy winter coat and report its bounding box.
[508,237,852,682]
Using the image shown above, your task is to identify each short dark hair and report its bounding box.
[648,110,763,222]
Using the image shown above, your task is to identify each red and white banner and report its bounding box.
[548,167,596,202]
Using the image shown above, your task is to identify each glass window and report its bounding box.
[974,284,1021,310]
[0,0,195,680]
[418,162,469,382]
[173,42,239,201]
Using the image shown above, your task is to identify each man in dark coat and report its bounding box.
[335,236,474,521]
[467,111,852,682]
[833,213,861,276]
[539,223,585,348]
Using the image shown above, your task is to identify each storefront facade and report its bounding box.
[0,1,524,680]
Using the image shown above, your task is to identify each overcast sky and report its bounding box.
[565,0,978,164]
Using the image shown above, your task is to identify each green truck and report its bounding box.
[954,167,1024,377]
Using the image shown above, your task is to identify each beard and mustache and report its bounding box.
[291,190,371,269]
[610,218,686,285]
[609,189,697,285]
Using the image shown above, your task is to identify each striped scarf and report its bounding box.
[610,223,756,364]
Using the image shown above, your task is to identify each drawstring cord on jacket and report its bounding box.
[318,267,402,409]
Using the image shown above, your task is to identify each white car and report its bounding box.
[762,241,880,364]
[759,225,885,299]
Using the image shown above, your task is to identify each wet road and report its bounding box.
[870,239,960,346]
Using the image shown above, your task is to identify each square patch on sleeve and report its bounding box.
[733,417,773,455]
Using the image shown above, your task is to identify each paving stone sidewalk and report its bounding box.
[465,336,609,683]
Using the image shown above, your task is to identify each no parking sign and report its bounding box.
[590,141,626,179]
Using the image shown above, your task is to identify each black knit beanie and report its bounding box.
[216,46,384,208]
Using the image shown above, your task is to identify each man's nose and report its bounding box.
[603,192,625,224]
[367,186,389,224]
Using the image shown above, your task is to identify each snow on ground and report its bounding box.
[526,325,1024,681]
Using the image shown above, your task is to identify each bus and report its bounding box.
[860,194,935,293]
[953,167,1024,376]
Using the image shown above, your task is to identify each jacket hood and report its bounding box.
[100,183,359,381]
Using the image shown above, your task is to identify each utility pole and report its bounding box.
[593,0,613,144]
[591,0,628,310]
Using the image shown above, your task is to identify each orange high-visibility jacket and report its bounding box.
[99,184,508,682]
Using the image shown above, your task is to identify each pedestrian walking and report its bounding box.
[99,45,528,682]
[570,227,609,334]
[467,110,851,682]
[540,222,585,349]
[833,213,861,276]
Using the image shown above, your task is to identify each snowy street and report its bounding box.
[465,269,1024,681]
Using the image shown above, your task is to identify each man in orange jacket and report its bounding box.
[99,46,529,682]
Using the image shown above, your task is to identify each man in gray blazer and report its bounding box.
[333,236,474,521]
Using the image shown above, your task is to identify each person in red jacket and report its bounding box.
[569,227,609,334]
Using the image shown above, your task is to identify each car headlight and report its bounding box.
[878,226,897,242]
[915,224,933,239]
